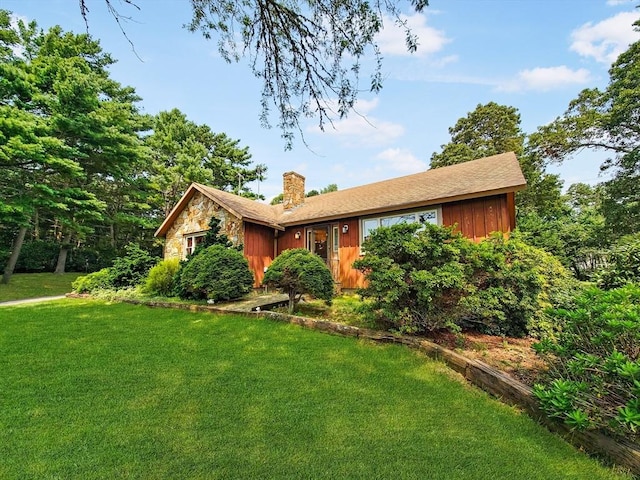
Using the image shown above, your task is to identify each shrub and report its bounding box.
[175,245,253,301]
[262,248,334,314]
[354,223,575,337]
[72,268,113,293]
[354,223,471,333]
[109,243,159,289]
[460,233,577,337]
[598,233,640,289]
[533,284,640,441]
[143,258,181,296]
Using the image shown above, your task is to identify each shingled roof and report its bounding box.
[155,152,526,236]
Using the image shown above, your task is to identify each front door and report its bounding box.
[306,224,339,281]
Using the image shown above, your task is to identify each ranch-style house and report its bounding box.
[155,152,527,288]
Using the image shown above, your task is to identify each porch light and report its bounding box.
[342,224,349,234]
[294,231,301,239]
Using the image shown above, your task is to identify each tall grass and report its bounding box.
[0,300,631,479]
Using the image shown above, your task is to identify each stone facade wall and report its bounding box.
[282,171,305,210]
[163,191,244,259]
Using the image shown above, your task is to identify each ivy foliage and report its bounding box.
[353,223,575,337]
[262,248,334,314]
[533,285,640,441]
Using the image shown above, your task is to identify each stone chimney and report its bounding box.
[282,171,305,210]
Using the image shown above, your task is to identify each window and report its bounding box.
[361,208,439,243]
[185,233,205,256]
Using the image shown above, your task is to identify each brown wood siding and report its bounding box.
[337,218,365,289]
[276,218,365,289]
[244,222,275,286]
[276,227,305,255]
[442,194,512,242]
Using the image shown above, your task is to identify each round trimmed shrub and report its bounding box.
[143,258,181,296]
[175,245,254,301]
[262,248,334,314]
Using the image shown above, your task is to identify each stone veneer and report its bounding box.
[164,191,244,259]
[282,171,305,210]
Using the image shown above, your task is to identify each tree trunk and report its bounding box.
[2,226,27,284]
[54,236,71,274]
[288,288,295,314]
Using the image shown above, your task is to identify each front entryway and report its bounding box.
[306,224,339,280]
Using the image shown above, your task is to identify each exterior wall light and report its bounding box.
[294,231,301,239]
[342,224,349,234]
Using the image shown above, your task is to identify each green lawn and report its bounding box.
[0,272,82,302]
[0,300,631,479]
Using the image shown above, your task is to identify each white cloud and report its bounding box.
[376,13,450,57]
[606,0,634,6]
[310,98,405,146]
[327,148,426,185]
[498,66,591,92]
[374,148,427,173]
[570,11,640,64]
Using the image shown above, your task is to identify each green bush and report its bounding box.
[461,233,577,337]
[354,223,575,337]
[72,268,113,293]
[354,223,470,333]
[262,248,334,314]
[143,258,181,296]
[533,284,640,441]
[109,243,159,289]
[598,233,640,289]
[175,245,254,301]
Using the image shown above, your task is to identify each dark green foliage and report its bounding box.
[1,241,117,274]
[143,258,181,297]
[65,246,118,273]
[11,241,58,273]
[534,285,640,441]
[175,245,253,301]
[108,243,159,289]
[198,217,235,250]
[72,268,113,293]
[355,223,470,333]
[462,233,577,337]
[598,234,640,290]
[262,248,334,314]
[354,223,575,337]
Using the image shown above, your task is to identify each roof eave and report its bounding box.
[154,184,199,238]
[279,184,526,227]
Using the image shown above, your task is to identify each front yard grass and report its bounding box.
[0,272,82,302]
[0,299,631,479]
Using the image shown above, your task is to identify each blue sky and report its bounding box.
[4,0,640,202]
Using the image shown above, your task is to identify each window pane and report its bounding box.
[362,219,378,242]
[381,214,415,227]
[418,211,437,224]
